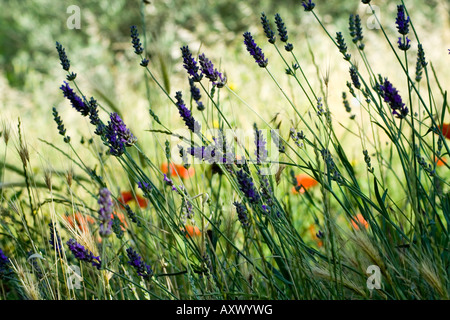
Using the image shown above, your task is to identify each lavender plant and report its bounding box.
[0,0,448,301]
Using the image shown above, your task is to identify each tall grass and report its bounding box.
[0,0,448,300]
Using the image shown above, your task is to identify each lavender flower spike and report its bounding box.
[130,25,144,55]
[138,181,152,193]
[181,46,203,82]
[396,5,410,35]
[243,32,268,68]
[0,248,11,278]
[234,202,250,228]
[189,78,204,111]
[378,78,408,119]
[175,91,200,132]
[254,124,268,165]
[198,53,227,88]
[60,82,90,116]
[260,13,276,44]
[126,247,153,280]
[66,239,101,270]
[397,36,411,51]
[105,112,137,156]
[98,188,113,237]
[349,67,361,89]
[49,223,63,252]
[274,13,288,42]
[56,42,70,71]
[163,174,176,191]
[236,169,260,204]
[301,0,315,11]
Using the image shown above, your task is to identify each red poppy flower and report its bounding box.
[435,156,446,167]
[118,190,148,209]
[438,123,450,140]
[351,213,369,230]
[161,163,195,179]
[180,225,202,238]
[291,174,319,194]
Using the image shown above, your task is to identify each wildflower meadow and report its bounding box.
[0,0,449,305]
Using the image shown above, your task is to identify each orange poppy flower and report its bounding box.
[351,213,369,230]
[292,174,319,194]
[119,190,148,209]
[161,163,195,179]
[435,156,447,167]
[438,123,450,140]
[180,225,202,238]
[308,225,323,247]
[64,212,95,232]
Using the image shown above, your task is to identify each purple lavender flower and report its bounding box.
[56,42,70,71]
[110,113,136,147]
[254,125,268,165]
[123,204,141,226]
[243,32,268,68]
[87,97,105,135]
[130,25,144,55]
[198,53,227,88]
[274,14,293,51]
[274,13,288,42]
[105,126,125,156]
[349,67,361,89]
[111,214,124,239]
[258,169,273,206]
[163,174,177,191]
[66,239,101,270]
[398,36,411,51]
[60,82,90,116]
[0,248,11,278]
[189,78,204,111]
[49,222,63,252]
[181,46,203,82]
[105,113,137,156]
[415,44,427,82]
[316,230,324,239]
[378,78,408,119]
[349,14,364,50]
[236,169,260,204]
[396,5,410,35]
[126,247,153,280]
[417,44,427,68]
[140,58,149,67]
[284,43,294,52]
[138,181,151,193]
[260,13,276,44]
[175,91,201,132]
[301,0,315,11]
[98,188,113,237]
[336,32,351,61]
[234,202,250,228]
[52,107,67,137]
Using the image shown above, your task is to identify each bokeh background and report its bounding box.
[1,0,449,173]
